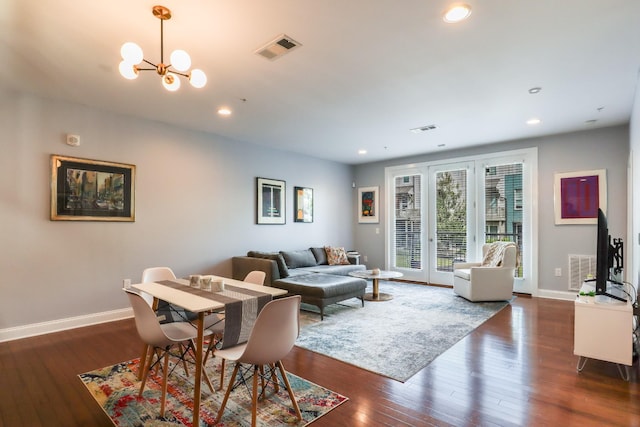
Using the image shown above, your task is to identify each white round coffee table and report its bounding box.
[349,270,403,301]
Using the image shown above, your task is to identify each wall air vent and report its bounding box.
[255,34,302,60]
[568,254,595,291]
[410,124,438,133]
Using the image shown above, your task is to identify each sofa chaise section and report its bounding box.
[274,273,366,320]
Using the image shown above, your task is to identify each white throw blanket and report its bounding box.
[481,241,516,267]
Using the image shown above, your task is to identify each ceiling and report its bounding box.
[3,1,640,165]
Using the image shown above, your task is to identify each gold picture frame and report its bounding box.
[50,155,136,221]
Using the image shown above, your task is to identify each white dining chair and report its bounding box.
[214,295,302,427]
[125,289,215,417]
[243,270,266,285]
[136,266,179,379]
[141,266,176,307]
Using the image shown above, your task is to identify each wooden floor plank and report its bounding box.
[0,293,638,426]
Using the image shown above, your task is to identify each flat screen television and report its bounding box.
[595,208,626,302]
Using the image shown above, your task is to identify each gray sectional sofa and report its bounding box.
[232,247,367,320]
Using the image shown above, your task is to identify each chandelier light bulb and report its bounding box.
[118,61,139,80]
[170,50,191,72]
[189,69,207,88]
[162,73,181,91]
[120,42,143,64]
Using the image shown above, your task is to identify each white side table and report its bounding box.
[349,270,403,301]
[574,298,633,380]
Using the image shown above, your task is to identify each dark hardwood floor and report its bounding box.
[1,294,638,426]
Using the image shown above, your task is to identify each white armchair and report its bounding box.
[453,242,516,302]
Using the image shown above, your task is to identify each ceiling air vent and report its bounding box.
[255,34,302,60]
[410,124,438,134]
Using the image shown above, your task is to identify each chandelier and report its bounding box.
[118,5,207,92]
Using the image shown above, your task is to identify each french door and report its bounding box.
[386,162,473,283]
[385,148,536,294]
[388,169,426,281]
[428,162,475,285]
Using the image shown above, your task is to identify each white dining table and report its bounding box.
[132,276,286,426]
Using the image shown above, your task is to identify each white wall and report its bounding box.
[353,125,629,295]
[0,90,355,333]
[630,73,640,295]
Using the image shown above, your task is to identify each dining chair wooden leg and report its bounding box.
[138,343,149,380]
[259,365,266,396]
[186,339,215,394]
[219,359,226,391]
[138,348,155,396]
[201,362,215,393]
[203,333,221,365]
[269,363,279,393]
[216,363,241,424]
[202,335,226,391]
[203,337,214,365]
[179,343,190,376]
[276,360,302,421]
[252,364,259,427]
[160,351,170,418]
[152,348,162,376]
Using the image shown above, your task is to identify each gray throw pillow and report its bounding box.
[280,249,318,269]
[310,247,328,265]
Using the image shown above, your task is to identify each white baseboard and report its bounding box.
[0,307,134,343]
[536,289,578,301]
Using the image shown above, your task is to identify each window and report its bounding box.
[514,188,523,211]
[394,175,422,269]
[384,147,536,293]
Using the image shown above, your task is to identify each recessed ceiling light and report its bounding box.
[358,149,367,155]
[528,87,542,94]
[526,118,541,125]
[217,107,232,116]
[443,4,472,23]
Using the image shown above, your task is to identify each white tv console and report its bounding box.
[573,283,633,380]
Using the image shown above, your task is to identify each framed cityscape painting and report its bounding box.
[50,155,135,221]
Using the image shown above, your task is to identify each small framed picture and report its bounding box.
[294,186,313,223]
[554,169,606,225]
[358,186,379,223]
[257,177,286,224]
[50,155,135,221]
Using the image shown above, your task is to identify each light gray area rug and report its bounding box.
[296,281,510,382]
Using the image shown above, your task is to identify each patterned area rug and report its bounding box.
[79,357,347,427]
[297,281,511,382]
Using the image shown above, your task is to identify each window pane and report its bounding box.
[394,175,421,269]
[435,170,467,271]
[484,163,523,277]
